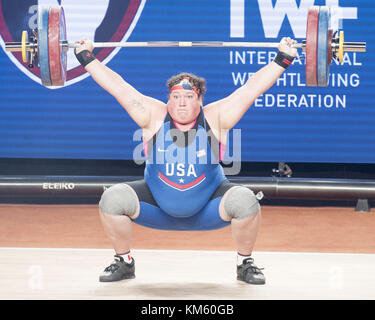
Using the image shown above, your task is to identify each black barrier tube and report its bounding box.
[0,175,139,199]
[1,175,375,203]
[230,177,375,201]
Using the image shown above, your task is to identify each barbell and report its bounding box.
[4,5,366,87]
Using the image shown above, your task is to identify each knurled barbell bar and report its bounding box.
[4,5,366,87]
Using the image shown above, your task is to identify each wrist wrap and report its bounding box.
[274,51,294,69]
[75,50,96,67]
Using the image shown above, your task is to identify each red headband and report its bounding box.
[170,77,200,94]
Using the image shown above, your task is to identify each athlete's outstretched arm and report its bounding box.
[205,37,297,131]
[75,39,165,129]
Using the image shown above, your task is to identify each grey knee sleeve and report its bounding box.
[99,183,139,217]
[223,186,260,220]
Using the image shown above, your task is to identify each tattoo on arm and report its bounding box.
[130,99,145,112]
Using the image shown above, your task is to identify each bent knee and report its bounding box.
[99,183,139,217]
[223,186,260,220]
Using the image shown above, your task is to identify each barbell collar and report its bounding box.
[338,42,366,53]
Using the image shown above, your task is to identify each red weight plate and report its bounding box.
[305,6,320,86]
[327,28,333,66]
[48,6,64,86]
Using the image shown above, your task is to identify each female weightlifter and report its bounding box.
[74,37,297,284]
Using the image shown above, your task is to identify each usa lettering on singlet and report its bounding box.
[144,108,227,217]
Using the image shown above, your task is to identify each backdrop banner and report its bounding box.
[0,0,373,164]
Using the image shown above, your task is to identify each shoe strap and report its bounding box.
[242,258,264,274]
[114,255,125,262]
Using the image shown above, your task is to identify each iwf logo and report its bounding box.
[230,0,358,38]
[0,0,146,88]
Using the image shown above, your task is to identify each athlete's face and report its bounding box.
[167,90,202,125]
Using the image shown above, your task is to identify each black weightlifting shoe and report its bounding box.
[99,255,135,282]
[237,257,265,285]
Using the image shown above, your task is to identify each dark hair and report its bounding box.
[166,72,207,99]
